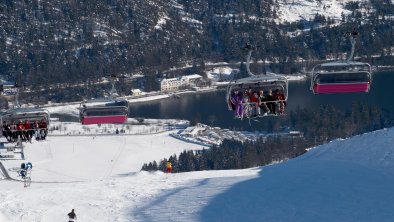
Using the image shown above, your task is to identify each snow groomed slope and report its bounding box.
[1,127,394,221]
[136,128,394,222]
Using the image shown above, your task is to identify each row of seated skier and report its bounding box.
[2,119,48,142]
[230,88,286,118]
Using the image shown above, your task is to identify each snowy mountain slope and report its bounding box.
[1,127,394,221]
[276,0,357,23]
[134,128,394,222]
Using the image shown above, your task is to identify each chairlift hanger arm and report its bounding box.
[242,43,261,77]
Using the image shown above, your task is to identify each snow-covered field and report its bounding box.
[1,125,394,221]
[1,130,204,182]
[48,119,188,136]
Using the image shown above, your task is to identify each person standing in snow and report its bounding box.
[68,209,77,222]
[166,160,172,173]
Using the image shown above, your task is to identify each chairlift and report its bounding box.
[311,30,372,94]
[226,44,288,119]
[1,108,50,124]
[0,84,50,142]
[79,75,129,125]
[79,99,129,125]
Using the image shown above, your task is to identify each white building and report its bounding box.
[160,74,202,92]
[181,74,202,87]
[160,77,182,92]
[131,89,142,96]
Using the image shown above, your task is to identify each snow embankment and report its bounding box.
[44,104,80,117]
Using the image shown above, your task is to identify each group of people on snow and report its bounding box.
[230,87,286,118]
[2,119,48,142]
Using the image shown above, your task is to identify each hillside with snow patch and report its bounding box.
[276,0,357,23]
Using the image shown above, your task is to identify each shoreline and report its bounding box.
[126,86,220,104]
[124,74,308,104]
[374,66,394,72]
[110,68,394,105]
[40,69,393,113]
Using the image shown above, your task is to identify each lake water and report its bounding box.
[129,71,394,131]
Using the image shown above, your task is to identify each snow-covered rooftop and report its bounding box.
[181,74,202,81]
